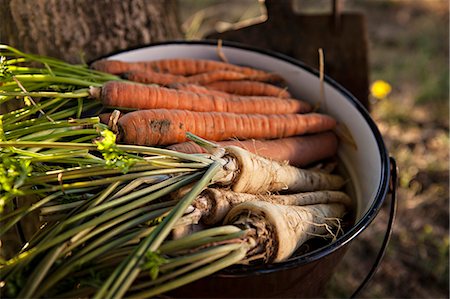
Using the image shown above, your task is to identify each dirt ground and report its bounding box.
[325,2,449,298]
[178,1,449,298]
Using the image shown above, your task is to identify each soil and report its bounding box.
[324,2,449,298]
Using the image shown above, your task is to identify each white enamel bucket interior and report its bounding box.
[106,41,390,236]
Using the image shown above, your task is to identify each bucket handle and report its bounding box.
[350,156,398,298]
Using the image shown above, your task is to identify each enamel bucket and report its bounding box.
[104,40,397,298]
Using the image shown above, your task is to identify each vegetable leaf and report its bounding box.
[142,251,168,281]
[0,152,32,212]
[95,129,137,173]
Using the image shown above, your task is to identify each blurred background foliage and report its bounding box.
[176,0,449,298]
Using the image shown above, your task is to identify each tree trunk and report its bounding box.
[0,0,183,63]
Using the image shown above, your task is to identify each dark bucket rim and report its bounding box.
[97,39,391,275]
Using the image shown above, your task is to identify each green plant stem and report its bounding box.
[6,117,99,140]
[31,163,160,184]
[0,88,91,98]
[128,246,248,298]
[0,141,214,164]
[96,161,222,299]
[63,174,194,227]
[15,74,104,87]
[1,183,120,275]
[36,168,197,193]
[3,101,99,131]
[61,201,176,258]
[34,207,170,298]
[131,244,242,292]
[1,97,62,124]
[1,44,119,81]
[159,225,243,253]
[0,187,97,237]
[4,173,200,273]
[17,245,65,298]
[29,181,124,252]
[39,200,85,214]
[108,175,169,200]
[21,128,99,142]
[162,242,243,272]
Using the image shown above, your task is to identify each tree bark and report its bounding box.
[0,0,183,63]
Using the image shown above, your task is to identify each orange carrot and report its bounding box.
[167,131,338,167]
[116,109,336,146]
[122,70,185,86]
[90,58,284,81]
[90,81,312,114]
[205,80,291,98]
[99,110,122,131]
[125,69,281,85]
[169,82,234,98]
[90,59,143,74]
[99,112,114,125]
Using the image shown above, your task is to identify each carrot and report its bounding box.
[90,58,284,81]
[90,81,312,114]
[224,201,346,262]
[116,109,336,146]
[169,82,235,98]
[99,110,122,132]
[122,70,185,86]
[168,83,304,113]
[125,69,281,85]
[90,59,144,74]
[192,188,352,225]
[167,131,339,167]
[205,80,291,98]
[99,112,113,125]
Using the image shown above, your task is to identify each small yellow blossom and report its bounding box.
[370,80,392,100]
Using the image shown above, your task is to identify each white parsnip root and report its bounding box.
[224,201,346,263]
[171,145,349,239]
[214,146,345,193]
[192,188,352,225]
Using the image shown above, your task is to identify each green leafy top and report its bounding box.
[0,152,33,212]
[95,129,138,174]
[142,251,168,281]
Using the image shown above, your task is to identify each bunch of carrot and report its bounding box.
[90,57,339,168]
[0,44,354,298]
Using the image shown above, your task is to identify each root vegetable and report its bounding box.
[192,188,352,225]
[122,70,184,86]
[167,131,339,168]
[116,109,336,146]
[205,80,291,98]
[90,81,311,114]
[217,146,345,193]
[125,69,280,85]
[224,201,346,262]
[90,59,283,81]
[168,82,237,98]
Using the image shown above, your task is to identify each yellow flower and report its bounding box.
[370,80,392,100]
